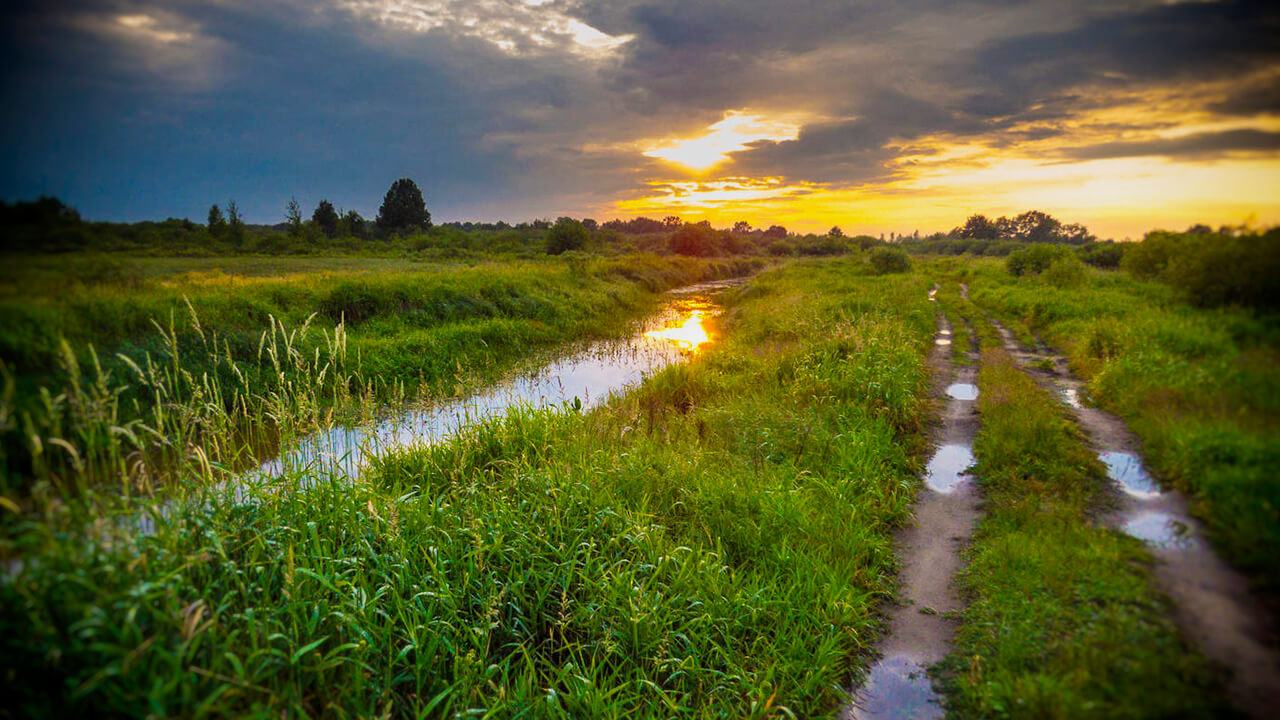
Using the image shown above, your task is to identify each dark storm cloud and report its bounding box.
[971,0,1280,111]
[1,0,1277,222]
[1057,128,1280,160]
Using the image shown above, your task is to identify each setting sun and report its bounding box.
[643,113,801,172]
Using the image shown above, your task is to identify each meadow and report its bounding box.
[2,229,1278,718]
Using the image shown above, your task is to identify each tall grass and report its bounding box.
[0,255,761,498]
[1,259,936,717]
[966,259,1280,599]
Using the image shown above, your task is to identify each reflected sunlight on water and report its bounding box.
[644,310,710,351]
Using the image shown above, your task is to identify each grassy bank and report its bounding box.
[1,259,935,717]
[966,261,1280,599]
[941,346,1229,718]
[0,254,761,497]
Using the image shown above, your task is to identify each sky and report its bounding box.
[1,0,1278,238]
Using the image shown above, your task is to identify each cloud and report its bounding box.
[1056,128,1280,160]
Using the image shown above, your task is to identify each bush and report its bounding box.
[545,217,588,255]
[1044,255,1087,288]
[1078,242,1124,268]
[1006,244,1071,276]
[869,246,910,274]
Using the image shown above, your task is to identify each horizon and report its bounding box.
[2,1,1278,239]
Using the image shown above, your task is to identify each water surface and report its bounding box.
[257,287,730,481]
[1100,451,1162,499]
[847,654,943,720]
[945,383,978,401]
[1123,511,1196,549]
[925,444,974,493]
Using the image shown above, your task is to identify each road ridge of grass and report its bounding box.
[983,314,1280,717]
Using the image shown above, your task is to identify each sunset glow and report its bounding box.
[645,311,710,352]
[643,114,801,172]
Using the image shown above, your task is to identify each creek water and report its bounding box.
[251,281,736,483]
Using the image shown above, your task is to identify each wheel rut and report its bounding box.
[983,309,1280,718]
[843,290,981,720]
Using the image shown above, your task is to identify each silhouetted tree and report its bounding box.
[732,221,753,234]
[662,215,682,229]
[955,214,998,239]
[763,225,788,239]
[286,197,303,236]
[377,178,430,234]
[581,218,598,232]
[670,223,716,257]
[226,200,245,246]
[207,204,226,237]
[828,225,844,238]
[313,199,339,238]
[344,210,367,239]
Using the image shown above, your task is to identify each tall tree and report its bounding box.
[313,199,339,238]
[377,178,430,234]
[286,197,303,236]
[227,200,245,246]
[343,209,367,239]
[828,225,845,238]
[207,204,226,237]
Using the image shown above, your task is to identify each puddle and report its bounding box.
[1099,451,1162,499]
[847,654,943,720]
[928,288,937,303]
[935,338,951,346]
[1057,384,1083,409]
[945,383,978,401]
[925,444,974,493]
[256,286,732,481]
[1123,511,1197,549]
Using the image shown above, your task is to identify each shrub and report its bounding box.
[869,246,910,274]
[545,217,588,255]
[1044,254,1087,288]
[1006,244,1071,276]
[1078,242,1124,268]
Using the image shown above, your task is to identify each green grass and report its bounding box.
[964,259,1280,600]
[940,346,1230,718]
[0,259,939,717]
[0,254,762,497]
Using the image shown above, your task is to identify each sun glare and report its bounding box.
[644,114,800,172]
[645,311,710,352]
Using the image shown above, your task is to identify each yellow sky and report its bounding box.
[608,109,1280,238]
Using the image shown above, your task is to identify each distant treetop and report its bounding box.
[377,178,430,233]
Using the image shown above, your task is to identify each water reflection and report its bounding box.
[1123,511,1197,549]
[847,654,943,720]
[935,338,951,346]
[256,292,725,481]
[644,310,710,352]
[1100,451,1162,499]
[926,444,974,493]
[945,383,978,401]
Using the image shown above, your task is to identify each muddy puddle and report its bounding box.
[1100,451,1162,499]
[925,444,974,493]
[1123,511,1197,549]
[847,654,943,720]
[945,383,977,401]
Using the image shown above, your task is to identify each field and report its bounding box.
[2,241,1278,718]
